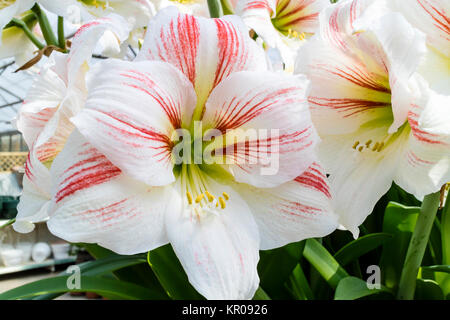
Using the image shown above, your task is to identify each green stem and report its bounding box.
[0,218,15,230]
[207,0,223,18]
[11,18,44,50]
[442,189,450,264]
[220,0,234,15]
[57,16,66,51]
[31,3,58,46]
[397,191,441,300]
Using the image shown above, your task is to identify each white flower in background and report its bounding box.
[72,0,155,28]
[154,0,209,17]
[0,20,37,66]
[12,14,131,233]
[33,8,338,299]
[236,0,330,71]
[294,0,450,237]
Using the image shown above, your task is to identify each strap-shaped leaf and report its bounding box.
[334,276,392,300]
[334,233,393,266]
[0,276,167,300]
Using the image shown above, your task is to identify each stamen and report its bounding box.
[186,191,193,205]
[205,190,215,202]
[377,142,384,152]
[358,146,364,152]
[219,197,226,209]
[222,192,229,201]
[352,141,360,149]
[195,193,204,203]
[372,142,379,151]
[365,140,372,148]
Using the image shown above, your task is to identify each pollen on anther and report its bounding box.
[365,140,372,148]
[377,142,384,152]
[186,191,193,205]
[219,197,226,209]
[205,190,215,202]
[222,192,229,201]
[358,146,364,152]
[372,142,379,151]
[352,141,360,149]
[195,193,204,203]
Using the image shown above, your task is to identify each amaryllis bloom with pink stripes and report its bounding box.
[42,8,338,299]
[295,0,450,237]
[13,14,131,233]
[235,0,330,71]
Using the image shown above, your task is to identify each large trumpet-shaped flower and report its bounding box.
[235,0,330,71]
[294,0,450,237]
[42,9,338,299]
[13,14,131,233]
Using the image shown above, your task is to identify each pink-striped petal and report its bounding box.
[394,0,449,57]
[395,78,450,198]
[201,71,317,188]
[71,59,197,186]
[235,161,337,249]
[137,7,267,110]
[47,130,169,255]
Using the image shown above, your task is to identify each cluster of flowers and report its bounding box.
[0,0,448,299]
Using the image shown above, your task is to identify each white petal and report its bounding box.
[235,161,338,250]
[318,123,409,238]
[47,130,169,255]
[0,26,36,65]
[393,0,450,57]
[353,12,427,133]
[72,59,197,186]
[166,181,260,299]
[137,7,267,109]
[67,14,131,87]
[202,71,318,188]
[395,77,450,198]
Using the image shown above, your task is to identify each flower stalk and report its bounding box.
[57,16,66,51]
[207,0,223,18]
[31,3,58,46]
[11,18,44,50]
[397,191,441,300]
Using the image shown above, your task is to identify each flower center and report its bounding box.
[0,0,15,10]
[180,164,230,220]
[169,0,199,4]
[80,0,108,9]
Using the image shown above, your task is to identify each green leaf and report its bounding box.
[379,202,420,291]
[334,233,393,266]
[436,194,450,297]
[252,287,271,300]
[286,264,314,300]
[303,239,348,289]
[31,254,162,300]
[147,244,203,300]
[334,276,392,300]
[422,265,450,274]
[0,276,167,300]
[414,279,444,300]
[258,241,305,299]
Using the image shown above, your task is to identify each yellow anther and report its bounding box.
[186,191,193,205]
[222,192,229,201]
[365,140,372,148]
[352,141,360,149]
[377,142,384,152]
[216,202,219,208]
[358,146,364,152]
[205,190,215,202]
[372,142,379,151]
[195,193,204,203]
[219,197,226,209]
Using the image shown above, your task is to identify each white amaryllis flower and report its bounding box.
[235,0,330,71]
[70,0,155,28]
[295,0,450,237]
[39,8,338,299]
[13,14,131,233]
[154,0,209,17]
